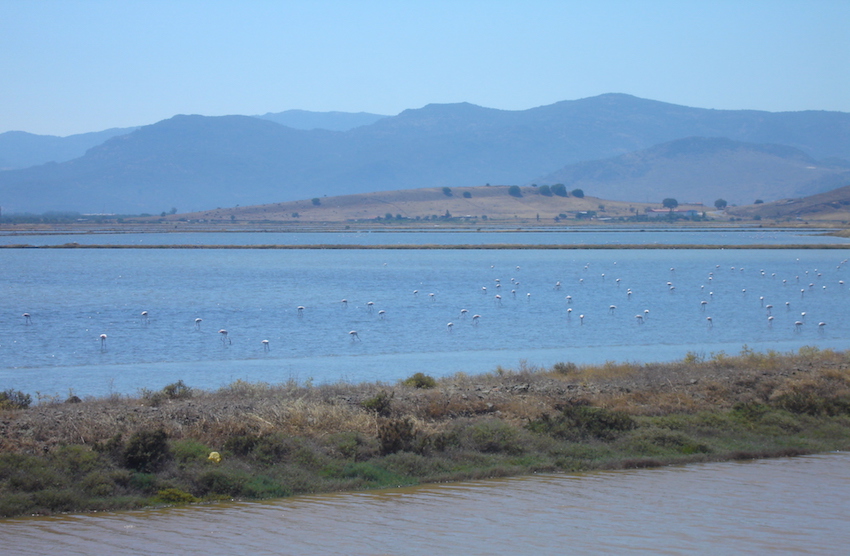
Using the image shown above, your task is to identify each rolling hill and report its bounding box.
[1,94,848,215]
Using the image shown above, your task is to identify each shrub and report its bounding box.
[463,419,527,455]
[442,187,452,196]
[402,372,437,389]
[508,185,522,197]
[378,417,416,455]
[0,389,32,409]
[154,487,199,505]
[123,429,171,472]
[162,380,192,400]
[552,362,578,375]
[538,185,552,196]
[527,403,635,441]
[172,439,212,464]
[571,188,584,198]
[362,390,393,416]
[462,191,472,198]
[195,468,249,497]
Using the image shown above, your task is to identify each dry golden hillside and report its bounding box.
[169,185,705,224]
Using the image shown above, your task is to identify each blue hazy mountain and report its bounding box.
[254,110,387,131]
[0,94,847,214]
[0,127,138,170]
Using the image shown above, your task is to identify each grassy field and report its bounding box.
[1,346,849,518]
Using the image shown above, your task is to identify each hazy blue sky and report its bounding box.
[2,0,848,136]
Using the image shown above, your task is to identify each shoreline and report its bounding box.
[2,347,849,518]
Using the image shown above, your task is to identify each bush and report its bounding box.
[508,185,522,197]
[154,487,199,505]
[527,403,635,441]
[172,439,212,465]
[362,390,393,416]
[538,185,552,196]
[402,373,437,389]
[0,389,32,409]
[442,187,452,196]
[123,429,171,472]
[571,188,585,198]
[162,380,192,400]
[378,417,417,455]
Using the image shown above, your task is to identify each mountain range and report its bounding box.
[0,94,848,214]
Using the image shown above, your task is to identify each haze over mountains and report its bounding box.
[0,94,848,214]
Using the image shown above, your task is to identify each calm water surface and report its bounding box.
[0,228,846,246]
[2,246,850,396]
[2,453,848,555]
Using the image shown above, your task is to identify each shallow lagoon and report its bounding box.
[2,244,849,396]
[0,227,846,246]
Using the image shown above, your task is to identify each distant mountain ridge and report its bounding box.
[0,94,848,214]
[535,137,850,206]
[254,110,388,131]
[0,127,138,170]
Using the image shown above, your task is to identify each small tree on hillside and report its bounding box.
[538,184,552,196]
[508,185,522,197]
[714,198,727,210]
[662,198,679,211]
[551,184,568,197]
[571,188,585,198]
[442,187,452,196]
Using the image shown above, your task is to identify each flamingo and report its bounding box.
[194,317,202,329]
[579,314,585,324]
[460,309,469,317]
[99,333,107,349]
[795,321,804,331]
[378,310,386,319]
[706,316,713,327]
[635,315,643,324]
[494,294,502,305]
[297,306,305,316]
[366,302,374,312]
[609,305,616,314]
[341,299,348,306]
[565,295,572,304]
[447,322,454,332]
[219,329,230,344]
[472,314,481,325]
[768,316,774,325]
[22,313,31,324]
[429,293,435,301]
[262,339,270,351]
[141,311,149,323]
[349,330,361,341]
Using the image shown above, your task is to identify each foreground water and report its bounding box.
[2,245,850,396]
[2,452,847,555]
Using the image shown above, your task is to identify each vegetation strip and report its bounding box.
[1,347,849,518]
[2,243,850,250]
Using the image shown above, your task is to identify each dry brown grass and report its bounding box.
[2,347,850,456]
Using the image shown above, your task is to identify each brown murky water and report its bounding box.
[2,453,848,555]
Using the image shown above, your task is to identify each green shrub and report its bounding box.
[0,389,32,409]
[172,439,212,464]
[162,380,193,400]
[362,390,393,416]
[154,487,199,505]
[223,434,260,457]
[463,419,528,455]
[195,468,249,497]
[528,404,636,441]
[123,429,171,472]
[402,373,437,389]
